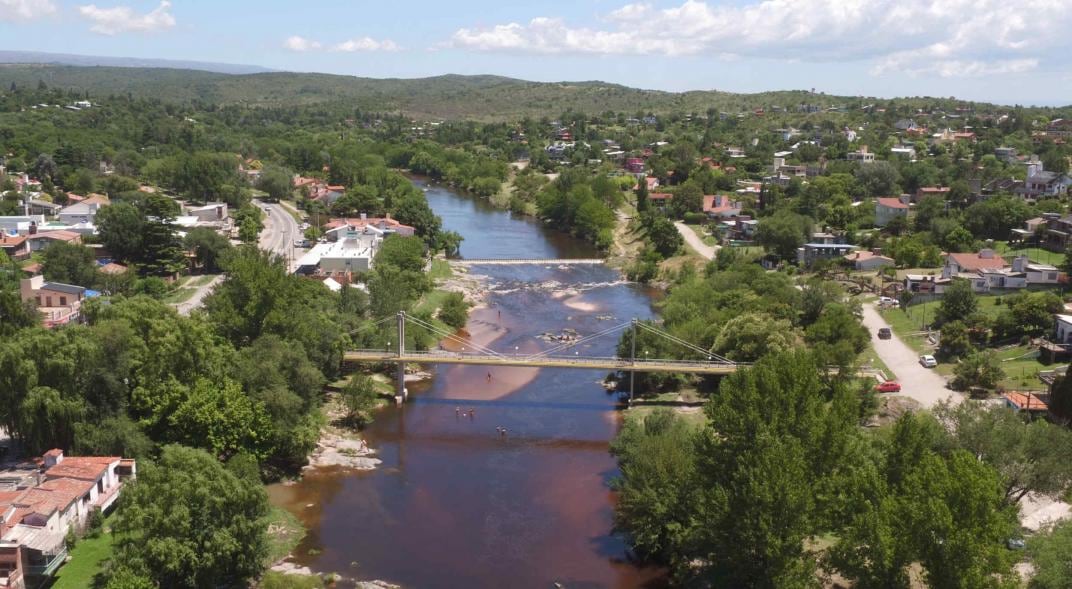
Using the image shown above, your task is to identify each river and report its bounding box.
[269,178,667,588]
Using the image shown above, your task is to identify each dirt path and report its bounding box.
[674,221,717,260]
[860,303,962,408]
[174,275,223,316]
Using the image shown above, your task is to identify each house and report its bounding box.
[1046,118,1072,139]
[904,274,950,295]
[1003,391,1049,416]
[23,200,61,217]
[994,146,1018,162]
[648,193,672,210]
[57,202,106,225]
[916,186,950,202]
[0,235,29,260]
[19,276,86,328]
[1019,171,1072,200]
[0,217,44,236]
[323,214,416,238]
[25,231,81,253]
[1055,314,1072,345]
[724,147,746,158]
[644,177,660,192]
[98,262,128,275]
[845,250,895,271]
[943,249,1007,277]
[0,450,135,588]
[874,197,909,227]
[847,145,875,163]
[186,203,229,224]
[894,119,919,131]
[295,225,384,275]
[624,158,645,174]
[702,195,741,219]
[1013,256,1063,285]
[797,243,857,266]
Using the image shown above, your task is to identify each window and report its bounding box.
[59,296,67,306]
[1049,273,1057,280]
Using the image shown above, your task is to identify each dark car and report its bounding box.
[878,327,892,340]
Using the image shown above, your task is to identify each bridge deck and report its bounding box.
[343,350,742,374]
[447,258,606,266]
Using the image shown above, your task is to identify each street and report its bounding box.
[860,302,963,408]
[256,199,303,271]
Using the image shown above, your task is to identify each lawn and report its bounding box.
[428,258,453,281]
[51,514,117,589]
[161,287,197,304]
[186,274,216,288]
[685,223,718,246]
[994,241,1066,269]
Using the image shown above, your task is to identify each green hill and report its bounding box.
[0,64,1057,120]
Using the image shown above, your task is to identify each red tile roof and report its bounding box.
[45,456,118,482]
[28,231,81,243]
[877,197,909,209]
[947,251,1007,272]
[648,193,673,200]
[0,235,27,247]
[1004,391,1048,412]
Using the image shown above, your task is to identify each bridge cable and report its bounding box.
[402,313,507,358]
[635,321,735,364]
[524,320,634,360]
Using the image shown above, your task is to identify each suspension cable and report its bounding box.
[636,321,734,364]
[403,313,506,358]
[525,320,633,359]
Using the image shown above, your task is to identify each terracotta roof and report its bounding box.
[947,252,1007,272]
[45,456,118,481]
[703,194,739,213]
[28,230,80,242]
[877,197,908,209]
[648,193,673,200]
[918,186,950,194]
[328,217,416,231]
[99,262,128,275]
[0,235,27,247]
[82,194,110,206]
[1004,391,1048,412]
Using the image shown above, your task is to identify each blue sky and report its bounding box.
[3,0,1072,105]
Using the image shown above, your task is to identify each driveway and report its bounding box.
[674,222,718,260]
[860,303,962,408]
[174,275,224,316]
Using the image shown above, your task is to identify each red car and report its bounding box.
[875,381,901,393]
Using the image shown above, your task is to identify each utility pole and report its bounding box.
[630,319,637,404]
[396,311,407,403]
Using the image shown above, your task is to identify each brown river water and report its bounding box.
[269,179,668,588]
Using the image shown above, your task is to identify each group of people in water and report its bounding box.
[454,405,509,436]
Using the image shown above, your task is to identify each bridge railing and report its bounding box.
[346,348,745,369]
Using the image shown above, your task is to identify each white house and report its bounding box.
[57,202,104,225]
[1055,314,1072,345]
[875,197,909,227]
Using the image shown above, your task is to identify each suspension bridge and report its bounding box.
[344,312,744,402]
[447,258,606,266]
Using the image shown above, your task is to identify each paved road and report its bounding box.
[674,222,718,260]
[256,200,303,271]
[860,303,962,408]
[175,274,223,316]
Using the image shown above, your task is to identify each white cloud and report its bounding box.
[77,0,175,35]
[284,35,399,53]
[333,37,400,52]
[0,0,56,21]
[448,0,1072,77]
[283,36,322,52]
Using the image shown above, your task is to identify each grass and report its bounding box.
[994,241,1066,269]
[51,514,117,589]
[264,506,306,566]
[859,344,893,380]
[624,391,709,428]
[428,258,454,281]
[259,571,325,589]
[881,295,1009,353]
[685,223,718,246]
[161,287,197,304]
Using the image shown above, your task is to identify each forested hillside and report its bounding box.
[2,64,1066,120]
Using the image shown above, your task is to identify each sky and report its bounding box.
[2,0,1072,106]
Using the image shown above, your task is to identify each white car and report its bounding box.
[879,296,898,306]
[919,354,937,368]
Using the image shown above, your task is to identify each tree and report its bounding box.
[935,401,1072,504]
[183,227,231,273]
[643,214,683,258]
[855,161,901,196]
[139,194,186,276]
[635,177,649,212]
[374,235,426,273]
[714,312,801,362]
[341,374,378,426]
[256,165,293,202]
[95,203,145,263]
[935,280,977,326]
[805,303,870,367]
[33,153,57,181]
[1029,520,1072,589]
[111,445,269,589]
[18,386,84,455]
[42,241,99,287]
[938,320,973,360]
[168,378,274,460]
[951,350,1005,391]
[438,292,469,330]
[756,211,811,261]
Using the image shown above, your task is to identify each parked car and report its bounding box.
[879,296,898,306]
[1006,538,1026,550]
[875,381,901,393]
[919,354,937,368]
[877,327,892,340]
